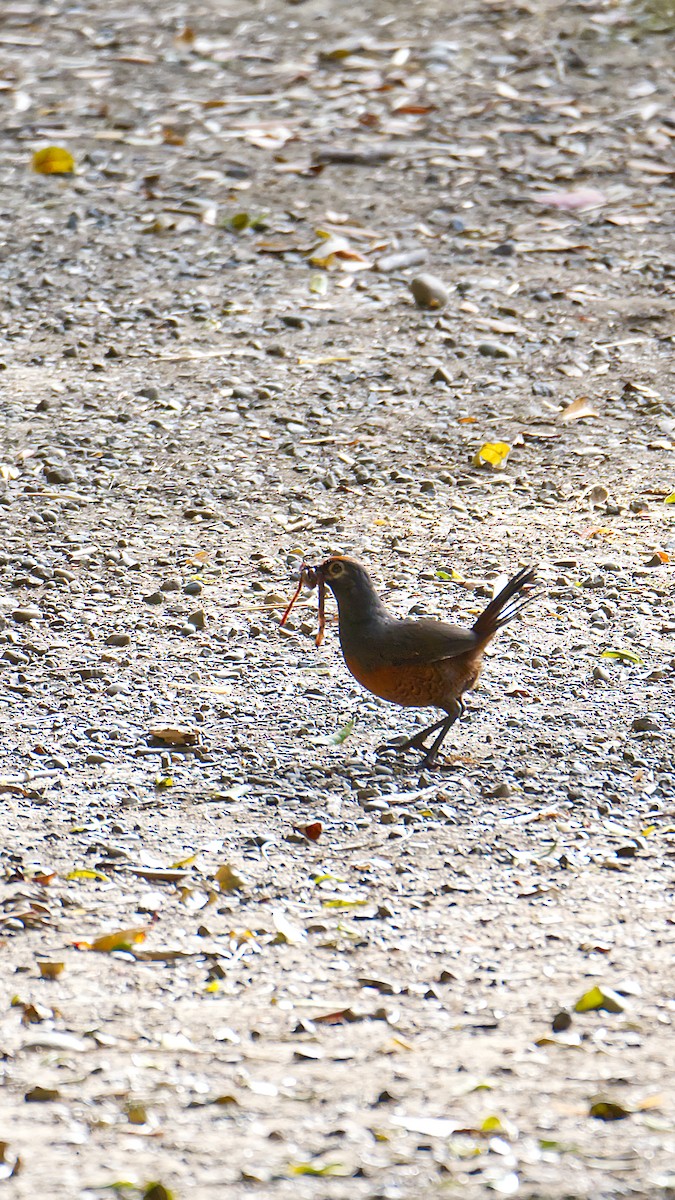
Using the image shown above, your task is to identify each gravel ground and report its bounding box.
[1,0,675,1197]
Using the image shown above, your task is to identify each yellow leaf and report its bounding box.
[664,492,675,504]
[79,926,148,953]
[436,568,463,582]
[170,852,198,869]
[155,775,174,789]
[480,1115,503,1133]
[38,961,64,980]
[214,863,245,893]
[298,354,353,366]
[381,1036,414,1052]
[227,211,251,231]
[290,1162,349,1177]
[473,441,511,469]
[66,869,111,883]
[32,146,75,174]
[574,985,624,1013]
[589,1099,630,1121]
[601,647,643,666]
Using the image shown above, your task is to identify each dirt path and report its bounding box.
[1,1,674,1196]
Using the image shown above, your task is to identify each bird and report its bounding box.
[281,555,538,768]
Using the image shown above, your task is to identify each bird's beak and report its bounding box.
[280,562,326,646]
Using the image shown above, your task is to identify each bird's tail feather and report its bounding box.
[472,566,538,642]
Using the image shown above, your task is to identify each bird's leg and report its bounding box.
[375,716,446,756]
[377,699,465,760]
[419,698,464,768]
[395,714,449,752]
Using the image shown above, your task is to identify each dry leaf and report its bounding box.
[214,863,246,893]
[472,442,511,469]
[644,550,669,565]
[560,396,599,423]
[293,822,323,842]
[148,727,199,746]
[38,962,64,980]
[32,146,75,174]
[308,233,371,271]
[76,925,149,953]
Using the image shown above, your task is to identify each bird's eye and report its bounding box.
[327,560,344,578]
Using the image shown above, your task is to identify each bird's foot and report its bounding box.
[418,748,441,769]
[375,734,413,756]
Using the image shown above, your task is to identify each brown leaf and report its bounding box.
[293,822,323,842]
[560,396,599,423]
[148,727,199,746]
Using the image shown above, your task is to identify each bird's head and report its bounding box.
[280,555,381,646]
[316,555,374,600]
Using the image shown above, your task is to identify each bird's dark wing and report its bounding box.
[370,617,479,667]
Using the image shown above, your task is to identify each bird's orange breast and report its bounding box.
[342,653,483,709]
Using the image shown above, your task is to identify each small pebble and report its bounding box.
[143,591,164,605]
[160,578,181,592]
[105,632,131,647]
[490,781,513,798]
[188,608,206,631]
[586,485,609,507]
[12,606,41,623]
[478,340,517,359]
[3,649,29,665]
[376,248,427,272]
[430,365,453,385]
[592,665,611,682]
[631,715,661,733]
[410,274,449,309]
[44,465,75,484]
[183,581,203,596]
[379,810,397,824]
